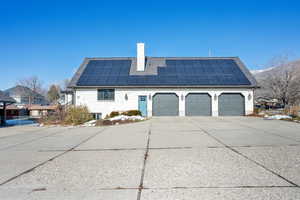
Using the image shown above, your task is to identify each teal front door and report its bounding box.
[138,96,147,117]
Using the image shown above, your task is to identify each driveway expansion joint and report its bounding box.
[136,125,152,200]
[222,118,300,143]
[142,185,299,190]
[188,118,300,188]
[0,126,53,140]
[36,143,300,152]
[0,128,107,186]
[0,128,71,151]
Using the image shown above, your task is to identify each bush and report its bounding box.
[107,110,142,118]
[64,105,93,125]
[109,111,120,118]
[253,107,261,114]
[122,110,141,116]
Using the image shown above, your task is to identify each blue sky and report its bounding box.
[1,0,300,90]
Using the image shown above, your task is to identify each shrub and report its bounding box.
[122,110,142,116]
[109,111,120,118]
[108,110,141,118]
[253,107,261,114]
[64,105,93,125]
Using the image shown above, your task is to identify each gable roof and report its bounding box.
[0,90,16,103]
[69,57,257,88]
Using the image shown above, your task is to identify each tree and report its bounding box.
[47,85,61,104]
[260,56,300,107]
[17,76,44,94]
[16,76,45,105]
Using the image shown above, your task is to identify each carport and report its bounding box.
[0,90,16,126]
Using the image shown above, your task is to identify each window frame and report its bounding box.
[97,89,115,101]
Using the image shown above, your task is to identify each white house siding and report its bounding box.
[74,88,254,118]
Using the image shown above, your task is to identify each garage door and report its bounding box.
[152,93,179,116]
[219,93,245,116]
[185,93,211,116]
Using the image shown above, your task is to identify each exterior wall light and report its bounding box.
[148,94,151,101]
[214,94,217,101]
[248,93,252,101]
[125,94,128,101]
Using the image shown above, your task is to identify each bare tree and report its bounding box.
[16,76,45,105]
[17,76,44,94]
[260,56,300,107]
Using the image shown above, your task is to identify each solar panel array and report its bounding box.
[76,58,251,86]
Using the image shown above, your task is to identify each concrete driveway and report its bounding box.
[0,117,300,199]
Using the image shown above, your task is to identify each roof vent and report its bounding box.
[137,43,145,71]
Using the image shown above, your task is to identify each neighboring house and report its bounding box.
[68,43,258,118]
[5,105,28,119]
[255,97,282,109]
[0,90,16,125]
[5,85,48,106]
[28,105,58,118]
[59,89,74,106]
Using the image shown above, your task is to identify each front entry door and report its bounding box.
[138,96,147,117]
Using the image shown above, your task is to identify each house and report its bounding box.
[0,90,16,125]
[27,105,58,118]
[5,104,28,120]
[68,43,258,118]
[255,97,282,109]
[5,85,48,106]
[60,89,74,106]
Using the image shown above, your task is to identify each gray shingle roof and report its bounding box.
[69,57,257,88]
[0,90,16,103]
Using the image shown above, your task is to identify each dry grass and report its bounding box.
[39,105,93,126]
[286,106,300,117]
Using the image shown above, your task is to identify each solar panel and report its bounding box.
[76,58,252,86]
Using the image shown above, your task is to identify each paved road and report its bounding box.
[0,117,300,199]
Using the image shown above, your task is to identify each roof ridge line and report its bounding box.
[85,56,239,60]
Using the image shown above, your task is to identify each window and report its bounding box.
[97,89,115,101]
[92,113,102,120]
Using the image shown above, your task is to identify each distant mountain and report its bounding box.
[251,67,274,75]
[251,59,300,100]
[251,59,300,80]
